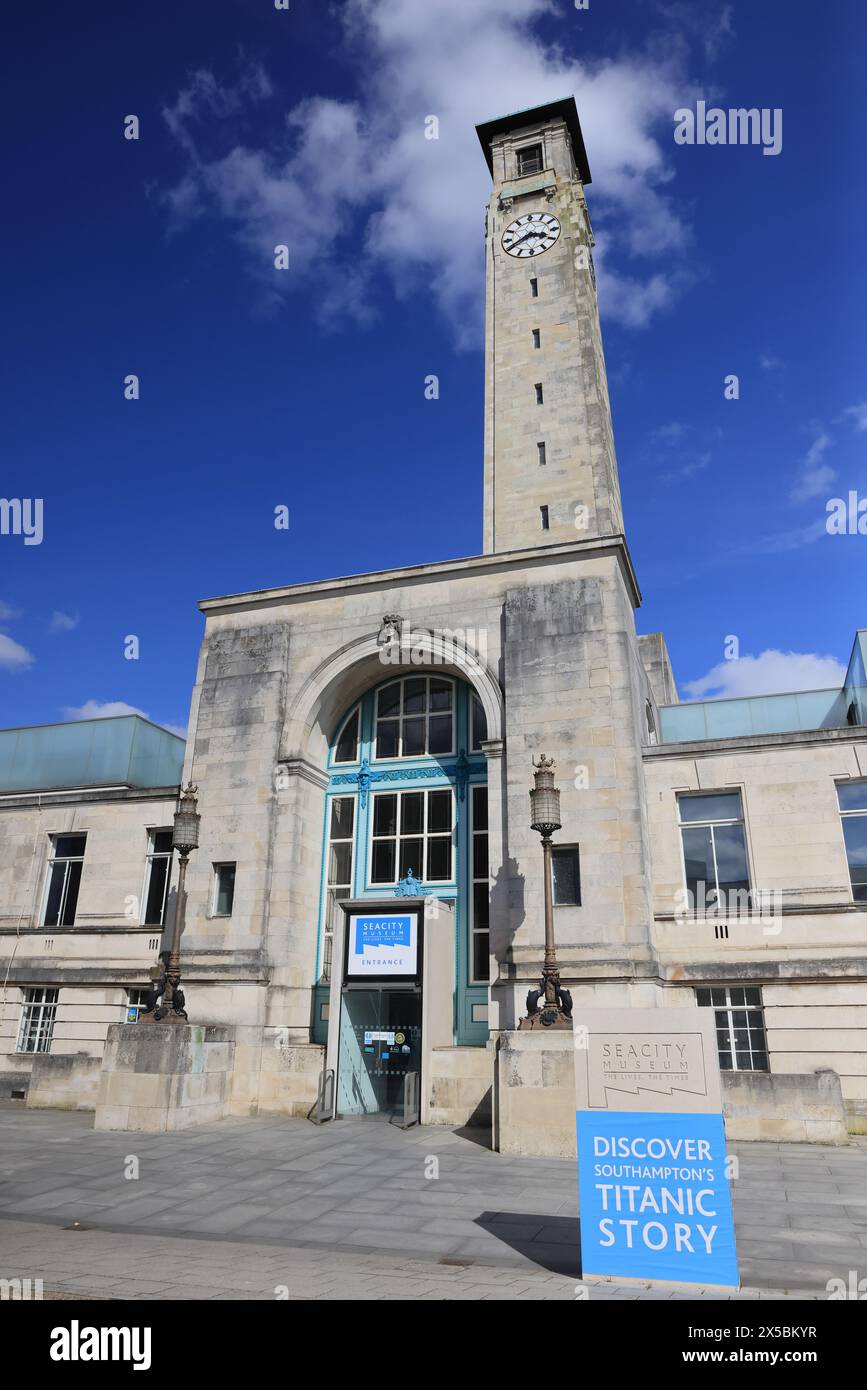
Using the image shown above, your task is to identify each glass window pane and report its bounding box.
[473,881,490,930]
[43,863,65,927]
[837,782,867,812]
[472,785,488,831]
[428,790,452,834]
[54,834,86,858]
[377,683,401,718]
[400,793,424,836]
[335,709,359,763]
[428,715,452,754]
[678,793,742,824]
[373,795,397,837]
[215,865,235,916]
[552,847,580,905]
[842,816,867,898]
[429,679,452,712]
[371,840,395,883]
[472,696,487,750]
[427,837,451,881]
[376,721,399,758]
[61,860,83,926]
[473,835,489,880]
[402,718,426,756]
[399,839,423,880]
[152,830,174,854]
[714,823,750,897]
[696,989,710,1007]
[744,987,762,1007]
[681,825,714,905]
[328,841,352,886]
[427,722,452,756]
[144,856,169,925]
[404,677,427,713]
[718,1052,733,1071]
[473,932,490,982]
[330,797,354,840]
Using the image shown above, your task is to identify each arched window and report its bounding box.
[314,674,490,1047]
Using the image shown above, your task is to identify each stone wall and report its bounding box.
[26,1053,102,1111]
[721,1068,848,1143]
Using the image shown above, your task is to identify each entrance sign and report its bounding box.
[345,912,418,979]
[574,1008,738,1289]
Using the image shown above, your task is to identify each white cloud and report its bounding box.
[683,649,847,700]
[0,600,22,622]
[789,431,835,504]
[759,353,783,370]
[843,402,867,432]
[61,700,186,738]
[161,0,705,343]
[49,610,79,633]
[0,633,34,672]
[62,700,149,721]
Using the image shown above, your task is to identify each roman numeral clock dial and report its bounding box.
[501,211,561,257]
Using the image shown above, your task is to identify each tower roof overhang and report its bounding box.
[475,96,591,185]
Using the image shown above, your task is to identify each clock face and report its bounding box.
[501,212,561,258]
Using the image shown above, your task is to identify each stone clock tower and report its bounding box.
[476,98,625,554]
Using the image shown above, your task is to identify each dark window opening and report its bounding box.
[516,144,543,177]
[540,505,550,531]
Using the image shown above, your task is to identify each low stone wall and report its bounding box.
[95,1023,235,1132]
[494,1034,852,1155]
[721,1068,849,1144]
[26,1054,102,1112]
[426,1044,493,1127]
[228,1027,324,1118]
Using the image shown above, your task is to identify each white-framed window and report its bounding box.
[321,796,355,981]
[837,781,867,903]
[17,988,59,1054]
[552,845,581,906]
[374,676,454,760]
[142,829,173,926]
[369,788,454,884]
[469,785,490,983]
[333,706,360,765]
[678,792,750,914]
[696,986,768,1072]
[42,834,87,927]
[125,988,150,1023]
[212,863,236,917]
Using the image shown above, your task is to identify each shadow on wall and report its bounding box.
[490,857,525,1030]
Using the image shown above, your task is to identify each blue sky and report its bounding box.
[1,0,865,734]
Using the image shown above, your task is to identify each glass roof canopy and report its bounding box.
[659,631,867,745]
[0,716,185,794]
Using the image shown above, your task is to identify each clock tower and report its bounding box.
[477,98,625,554]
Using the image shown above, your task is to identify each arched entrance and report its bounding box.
[312,672,490,1046]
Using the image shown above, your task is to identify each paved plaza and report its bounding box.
[0,1102,865,1300]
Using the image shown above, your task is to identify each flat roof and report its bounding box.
[476,96,591,184]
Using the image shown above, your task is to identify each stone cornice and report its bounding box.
[198,534,642,615]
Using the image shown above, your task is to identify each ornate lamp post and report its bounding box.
[142,782,200,1024]
[520,755,573,1030]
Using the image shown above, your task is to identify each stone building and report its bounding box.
[1,100,865,1148]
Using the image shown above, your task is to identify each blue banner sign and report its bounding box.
[577,1108,738,1287]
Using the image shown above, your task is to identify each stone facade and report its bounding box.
[0,100,865,1149]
